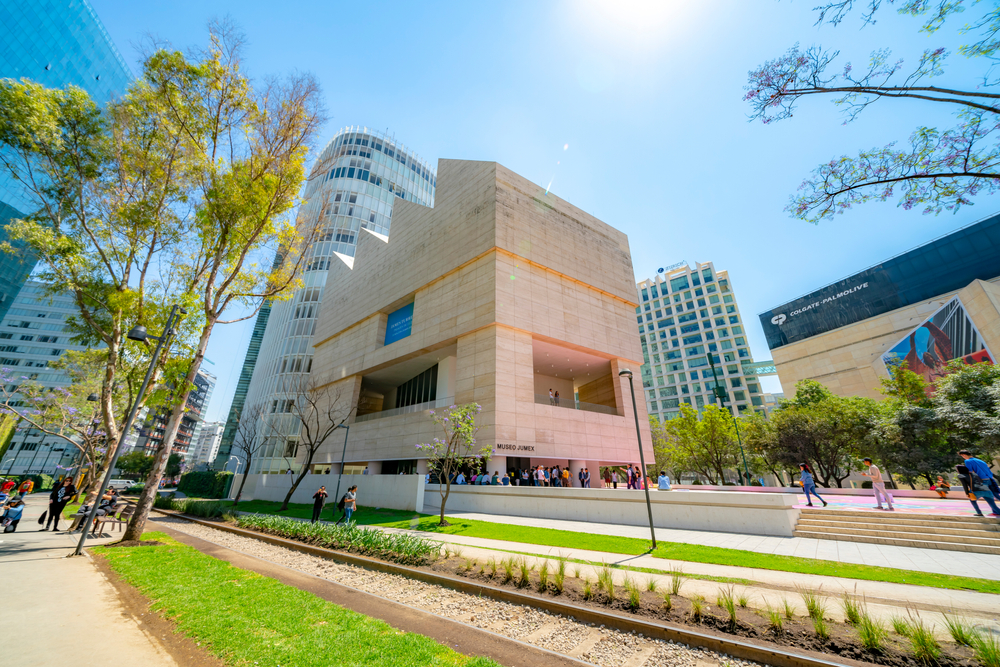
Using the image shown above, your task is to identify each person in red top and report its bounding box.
[0,479,15,496]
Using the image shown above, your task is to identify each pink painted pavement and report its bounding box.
[790,490,997,517]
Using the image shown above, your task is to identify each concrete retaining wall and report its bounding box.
[426,485,800,537]
[236,473,425,512]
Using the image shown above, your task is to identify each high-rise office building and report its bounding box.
[191,421,224,466]
[0,0,133,322]
[133,369,216,464]
[0,281,91,475]
[636,262,764,421]
[216,126,436,474]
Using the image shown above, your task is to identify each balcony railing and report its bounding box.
[353,396,456,423]
[534,393,618,416]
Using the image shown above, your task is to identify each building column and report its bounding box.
[486,455,507,477]
[366,461,382,474]
[327,463,342,476]
[570,459,601,487]
[416,459,429,475]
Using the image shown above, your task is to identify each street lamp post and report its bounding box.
[331,423,350,516]
[74,305,185,556]
[707,352,752,485]
[618,369,656,549]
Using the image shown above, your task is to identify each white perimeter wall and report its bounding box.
[426,486,800,537]
[235,473,426,513]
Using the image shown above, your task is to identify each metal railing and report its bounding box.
[534,393,618,416]
[353,396,456,423]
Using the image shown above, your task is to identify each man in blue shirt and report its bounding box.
[960,450,999,496]
[657,471,671,490]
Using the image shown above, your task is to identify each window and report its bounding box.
[688,356,709,368]
[667,362,684,371]
[669,276,689,292]
[735,337,745,346]
[702,268,713,281]
[726,364,739,374]
[697,298,706,307]
[662,386,677,396]
[709,295,720,304]
[665,350,681,360]
[700,309,709,318]
[738,348,749,358]
[0,333,10,340]
[733,391,746,401]
[724,353,736,362]
[723,294,734,304]
[720,340,733,349]
[731,378,743,388]
[726,305,736,314]
[729,316,739,324]
[685,345,705,356]
[718,328,728,337]
[732,326,743,335]
[748,383,759,393]
[682,334,702,345]
[19,335,33,341]
[680,385,689,394]
[705,331,715,340]
[715,317,726,326]
[712,306,722,315]
[706,283,717,293]
[678,312,697,324]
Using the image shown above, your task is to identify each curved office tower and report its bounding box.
[223,126,435,474]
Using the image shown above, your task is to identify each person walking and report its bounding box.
[45,477,77,531]
[798,463,828,507]
[311,486,329,523]
[860,457,894,511]
[0,478,15,497]
[956,464,1000,516]
[16,478,34,499]
[336,485,357,525]
[959,450,1000,497]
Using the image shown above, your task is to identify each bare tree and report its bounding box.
[274,379,353,511]
[229,402,265,506]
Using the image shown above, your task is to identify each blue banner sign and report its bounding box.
[384,302,414,346]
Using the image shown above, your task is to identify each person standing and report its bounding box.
[860,457,894,511]
[956,464,1000,516]
[543,467,551,487]
[561,467,570,487]
[311,486,328,523]
[554,390,560,406]
[16,478,34,499]
[798,463,828,507]
[611,469,618,489]
[0,478,15,497]
[45,477,77,531]
[602,468,611,488]
[625,466,634,490]
[959,450,1000,497]
[583,468,591,488]
[549,389,555,405]
[336,485,357,525]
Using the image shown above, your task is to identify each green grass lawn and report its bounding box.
[223,499,1000,595]
[94,532,499,667]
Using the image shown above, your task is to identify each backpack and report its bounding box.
[337,494,347,511]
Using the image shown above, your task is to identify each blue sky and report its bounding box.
[91,0,1000,422]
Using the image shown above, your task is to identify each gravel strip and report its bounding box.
[150,516,764,667]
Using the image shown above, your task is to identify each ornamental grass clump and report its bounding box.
[553,560,566,594]
[662,591,672,611]
[669,566,686,595]
[646,576,658,593]
[842,593,862,626]
[908,616,940,665]
[717,585,738,628]
[583,578,594,601]
[944,614,978,646]
[517,559,531,588]
[972,631,1000,667]
[597,563,616,603]
[856,606,888,652]
[691,595,705,622]
[764,601,784,635]
[537,560,550,592]
[782,598,795,620]
[234,514,436,566]
[487,557,497,578]
[623,574,641,611]
[891,615,912,637]
[501,557,515,584]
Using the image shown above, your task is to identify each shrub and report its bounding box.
[645,576,658,593]
[177,471,233,498]
[669,565,685,595]
[717,585,738,627]
[624,575,641,611]
[582,578,593,600]
[487,557,497,578]
[891,616,912,637]
[234,513,437,566]
[153,493,178,510]
[597,563,615,602]
[537,561,549,592]
[764,601,784,634]
[662,591,672,611]
[501,558,515,584]
[517,559,531,588]
[782,598,795,620]
[972,631,1000,667]
[842,594,861,626]
[691,595,705,622]
[553,560,566,594]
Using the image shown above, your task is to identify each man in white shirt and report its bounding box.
[861,457,894,511]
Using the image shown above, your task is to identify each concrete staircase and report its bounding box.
[793,508,1000,555]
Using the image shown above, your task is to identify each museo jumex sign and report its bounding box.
[759,213,1000,350]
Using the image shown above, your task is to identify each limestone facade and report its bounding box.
[773,278,1000,399]
[307,159,653,477]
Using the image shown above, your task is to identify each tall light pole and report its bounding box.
[618,369,656,549]
[74,305,185,556]
[331,423,350,515]
[707,352,752,485]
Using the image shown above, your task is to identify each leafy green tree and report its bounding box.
[661,404,742,484]
[746,1,1000,222]
[124,21,325,541]
[165,453,183,479]
[877,363,950,486]
[649,416,687,481]
[417,403,490,526]
[740,411,792,486]
[116,451,155,479]
[933,359,1000,460]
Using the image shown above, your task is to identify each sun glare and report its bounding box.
[571,0,689,51]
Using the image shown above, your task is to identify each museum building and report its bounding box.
[303,158,653,477]
[759,214,1000,398]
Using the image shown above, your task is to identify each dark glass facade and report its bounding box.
[760,213,1000,350]
[0,0,133,321]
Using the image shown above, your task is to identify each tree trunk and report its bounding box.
[233,459,251,506]
[123,321,212,542]
[438,479,451,526]
[279,450,314,511]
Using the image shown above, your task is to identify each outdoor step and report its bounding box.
[797,524,1000,547]
[796,517,1000,535]
[798,508,996,525]
[792,529,1000,555]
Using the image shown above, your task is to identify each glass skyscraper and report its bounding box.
[215,126,436,472]
[0,0,133,321]
[636,262,764,421]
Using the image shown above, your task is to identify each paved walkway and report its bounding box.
[422,506,1000,580]
[787,491,992,516]
[0,494,177,665]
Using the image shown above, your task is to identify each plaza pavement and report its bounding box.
[0,494,178,666]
